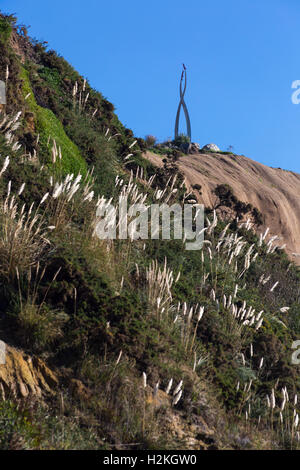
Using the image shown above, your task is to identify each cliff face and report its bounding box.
[145,150,300,263]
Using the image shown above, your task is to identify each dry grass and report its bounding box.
[0,191,49,279]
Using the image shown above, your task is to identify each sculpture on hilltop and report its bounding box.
[174,64,191,142]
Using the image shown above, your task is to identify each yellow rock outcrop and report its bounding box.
[0,342,58,399]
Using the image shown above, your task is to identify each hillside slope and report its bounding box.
[145,150,300,263]
[0,12,299,451]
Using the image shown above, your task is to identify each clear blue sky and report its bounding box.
[2,0,300,173]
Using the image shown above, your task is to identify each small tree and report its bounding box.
[192,183,202,192]
[145,135,157,148]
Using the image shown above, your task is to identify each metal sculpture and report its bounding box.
[174,64,191,141]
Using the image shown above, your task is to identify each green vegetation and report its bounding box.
[173,133,191,147]
[36,107,87,175]
[214,184,264,226]
[0,15,13,45]
[20,66,87,175]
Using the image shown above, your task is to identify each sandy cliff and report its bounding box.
[145,150,300,263]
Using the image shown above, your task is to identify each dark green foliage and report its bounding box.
[0,401,38,450]
[0,14,14,45]
[173,133,191,147]
[214,184,264,225]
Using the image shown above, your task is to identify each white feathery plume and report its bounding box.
[270,281,279,292]
[153,382,160,397]
[0,156,9,177]
[165,378,173,395]
[280,307,290,313]
[40,192,49,205]
[115,350,122,365]
[271,388,276,409]
[259,357,264,369]
[18,183,25,195]
[173,380,183,396]
[172,389,182,406]
[129,140,137,149]
[142,372,147,388]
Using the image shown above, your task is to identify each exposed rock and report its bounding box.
[188,142,201,154]
[163,410,217,450]
[180,142,191,154]
[201,143,220,152]
[145,386,218,449]
[0,342,58,399]
[144,149,300,265]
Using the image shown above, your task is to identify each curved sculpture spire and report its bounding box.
[174,64,191,141]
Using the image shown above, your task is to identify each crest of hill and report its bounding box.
[145,149,300,264]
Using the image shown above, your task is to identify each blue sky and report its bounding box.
[2,0,300,173]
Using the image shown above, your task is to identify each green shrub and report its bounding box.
[0,15,14,44]
[36,106,87,175]
[145,135,157,147]
[0,401,38,450]
[173,133,191,147]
